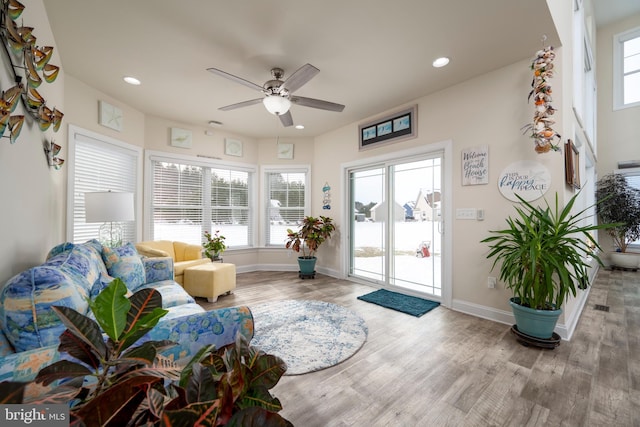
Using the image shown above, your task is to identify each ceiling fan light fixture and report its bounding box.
[263,96,291,115]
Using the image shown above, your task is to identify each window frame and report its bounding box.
[66,125,143,244]
[261,164,311,247]
[613,26,640,111]
[144,150,257,249]
[615,167,640,249]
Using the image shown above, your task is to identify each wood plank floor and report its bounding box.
[199,268,640,427]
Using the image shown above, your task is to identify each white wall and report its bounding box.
[313,57,567,313]
[0,0,65,283]
[596,13,640,174]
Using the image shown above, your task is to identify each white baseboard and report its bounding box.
[236,264,598,341]
[236,263,342,279]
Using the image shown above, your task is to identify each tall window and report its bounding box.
[146,153,254,248]
[264,167,309,246]
[68,126,141,244]
[614,27,640,110]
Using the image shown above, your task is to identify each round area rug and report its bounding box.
[250,299,368,375]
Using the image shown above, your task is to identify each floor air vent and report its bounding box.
[594,304,610,312]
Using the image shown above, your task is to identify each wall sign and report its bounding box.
[462,145,489,185]
[498,160,550,202]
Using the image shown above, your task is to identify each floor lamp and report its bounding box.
[85,191,134,247]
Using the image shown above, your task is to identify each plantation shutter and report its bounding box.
[70,130,140,244]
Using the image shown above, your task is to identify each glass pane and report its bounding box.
[624,71,640,104]
[391,158,442,296]
[624,36,640,58]
[623,52,640,73]
[350,167,385,281]
[268,172,306,245]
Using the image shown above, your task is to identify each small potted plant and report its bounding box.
[595,173,640,269]
[285,215,335,278]
[203,230,226,260]
[481,192,615,341]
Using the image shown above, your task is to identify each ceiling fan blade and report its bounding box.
[279,111,293,127]
[207,67,264,92]
[219,98,263,111]
[291,96,345,112]
[281,63,319,94]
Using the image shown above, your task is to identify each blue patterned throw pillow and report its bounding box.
[101,243,146,291]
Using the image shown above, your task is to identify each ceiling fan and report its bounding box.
[207,63,345,127]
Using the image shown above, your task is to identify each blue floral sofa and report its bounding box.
[0,239,254,385]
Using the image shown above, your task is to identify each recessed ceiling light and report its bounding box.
[295,124,304,130]
[432,57,450,68]
[123,76,141,85]
[208,120,223,127]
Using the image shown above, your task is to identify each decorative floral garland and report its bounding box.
[524,45,560,153]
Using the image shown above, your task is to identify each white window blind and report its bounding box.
[70,131,139,244]
[148,158,253,248]
[210,168,250,246]
[150,161,204,243]
[265,170,308,246]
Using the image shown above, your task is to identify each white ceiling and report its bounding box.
[39,0,630,140]
[592,0,640,27]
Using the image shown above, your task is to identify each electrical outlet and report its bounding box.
[487,276,497,288]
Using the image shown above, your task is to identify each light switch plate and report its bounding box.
[456,208,477,220]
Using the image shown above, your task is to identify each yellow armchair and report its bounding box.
[135,240,210,285]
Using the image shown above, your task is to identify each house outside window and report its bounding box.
[263,166,310,246]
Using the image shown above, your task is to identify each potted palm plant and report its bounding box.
[481,192,615,341]
[595,173,640,270]
[285,215,336,278]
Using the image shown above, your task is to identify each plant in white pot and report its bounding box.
[595,173,640,270]
[285,215,335,278]
[481,192,615,341]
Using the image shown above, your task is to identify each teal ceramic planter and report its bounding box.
[297,256,317,275]
[509,298,561,339]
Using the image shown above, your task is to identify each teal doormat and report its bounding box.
[357,289,440,317]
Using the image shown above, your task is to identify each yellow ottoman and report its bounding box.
[183,263,236,302]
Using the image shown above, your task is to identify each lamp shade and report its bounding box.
[263,96,291,115]
[85,191,134,223]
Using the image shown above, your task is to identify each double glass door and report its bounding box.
[348,153,443,297]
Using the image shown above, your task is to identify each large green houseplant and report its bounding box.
[595,173,640,269]
[285,215,336,277]
[481,192,614,339]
